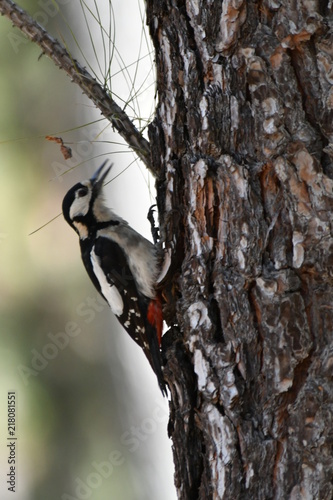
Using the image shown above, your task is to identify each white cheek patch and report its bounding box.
[90,248,124,316]
[69,184,92,220]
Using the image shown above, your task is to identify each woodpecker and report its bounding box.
[62,162,166,395]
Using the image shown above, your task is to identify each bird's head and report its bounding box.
[62,161,111,238]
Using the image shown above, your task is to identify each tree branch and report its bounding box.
[0,0,152,172]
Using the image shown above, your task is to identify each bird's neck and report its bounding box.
[73,217,120,240]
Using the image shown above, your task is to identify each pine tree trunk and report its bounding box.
[146,1,333,498]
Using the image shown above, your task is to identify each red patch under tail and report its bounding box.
[147,296,163,346]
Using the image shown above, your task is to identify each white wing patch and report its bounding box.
[96,227,158,298]
[90,247,124,316]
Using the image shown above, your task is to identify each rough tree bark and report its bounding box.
[1,0,333,498]
[146,1,333,499]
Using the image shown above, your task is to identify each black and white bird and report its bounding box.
[62,162,166,395]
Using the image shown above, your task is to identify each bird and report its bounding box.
[62,161,167,395]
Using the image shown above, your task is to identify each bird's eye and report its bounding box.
[77,187,88,198]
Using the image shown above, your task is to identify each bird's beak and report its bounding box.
[90,160,112,192]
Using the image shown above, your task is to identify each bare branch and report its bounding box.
[0,0,153,172]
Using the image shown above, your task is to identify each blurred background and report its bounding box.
[0,1,176,499]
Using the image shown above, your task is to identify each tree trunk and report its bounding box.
[146,1,333,498]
